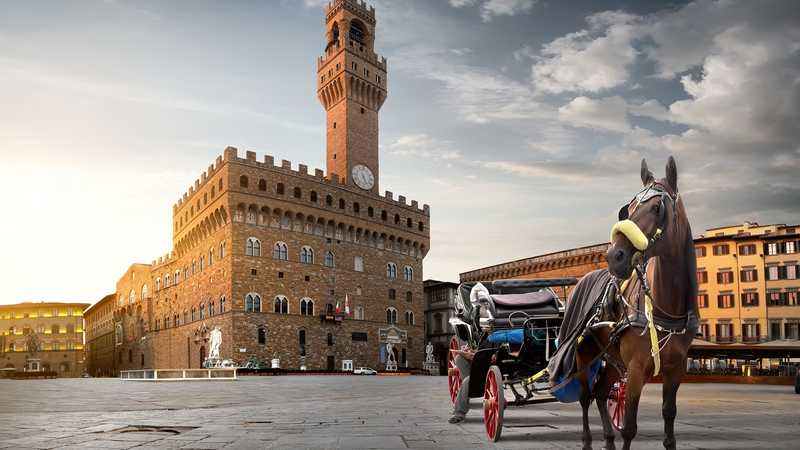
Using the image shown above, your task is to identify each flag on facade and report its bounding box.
[344,294,350,315]
[335,301,341,314]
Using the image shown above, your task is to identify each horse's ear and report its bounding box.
[641,158,654,186]
[666,156,678,192]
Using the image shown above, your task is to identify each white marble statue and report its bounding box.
[385,342,397,369]
[208,326,222,360]
[425,341,435,364]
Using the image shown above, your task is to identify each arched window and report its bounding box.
[324,251,335,268]
[274,296,289,314]
[406,291,413,303]
[386,307,397,324]
[405,311,415,325]
[199,303,205,319]
[155,278,161,291]
[349,19,366,43]
[200,255,205,271]
[245,293,262,313]
[174,270,181,284]
[246,237,261,256]
[141,285,149,299]
[394,213,400,224]
[407,218,412,228]
[258,179,267,191]
[386,263,397,280]
[339,198,345,209]
[191,307,196,321]
[310,191,318,202]
[293,187,302,199]
[183,311,188,324]
[300,298,315,316]
[277,183,285,195]
[355,305,364,320]
[368,206,374,217]
[174,314,180,327]
[166,273,172,287]
[257,327,267,345]
[388,288,396,300]
[326,195,333,206]
[273,242,288,260]
[239,175,248,188]
[381,210,387,221]
[208,301,214,317]
[219,296,226,314]
[353,202,360,214]
[300,246,314,264]
[404,266,414,281]
[129,289,135,304]
[208,248,214,266]
[220,241,226,258]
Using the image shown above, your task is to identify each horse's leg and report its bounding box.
[594,367,617,450]
[620,362,648,450]
[661,365,684,450]
[580,381,593,450]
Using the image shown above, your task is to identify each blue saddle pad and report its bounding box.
[487,328,525,345]
[551,359,601,403]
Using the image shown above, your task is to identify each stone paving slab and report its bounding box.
[1,377,798,449]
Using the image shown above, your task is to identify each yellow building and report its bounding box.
[763,226,800,340]
[694,222,798,344]
[0,302,89,377]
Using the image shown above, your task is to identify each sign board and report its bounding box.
[239,348,247,353]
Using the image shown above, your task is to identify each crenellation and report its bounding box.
[385,191,393,200]
[224,146,238,161]
[281,159,291,170]
[423,204,430,215]
[246,150,257,161]
[315,168,324,178]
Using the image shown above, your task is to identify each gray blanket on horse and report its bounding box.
[547,268,614,384]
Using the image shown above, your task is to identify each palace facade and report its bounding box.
[84,294,116,376]
[0,302,89,377]
[459,222,800,345]
[102,0,430,373]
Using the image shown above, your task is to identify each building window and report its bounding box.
[339,198,345,209]
[220,241,226,258]
[191,307,196,321]
[381,210,387,221]
[299,330,306,355]
[258,179,267,191]
[742,292,759,307]
[785,322,799,340]
[129,289,136,304]
[699,323,709,340]
[386,307,397,324]
[405,311,415,325]
[258,327,267,345]
[695,246,706,257]
[310,191,318,202]
[696,271,708,284]
[767,243,778,255]
[277,183,285,195]
[739,244,756,255]
[740,268,758,282]
[768,266,779,280]
[208,301,215,317]
[404,266,414,281]
[406,291,413,302]
[239,175,248,188]
[785,241,796,254]
[199,303,205,319]
[219,296,226,314]
[300,246,314,264]
[245,237,261,257]
[742,322,761,342]
[354,256,364,272]
[155,278,161,291]
[715,323,734,343]
[324,251,335,268]
[787,265,797,280]
[245,293,262,313]
[433,313,443,333]
[327,333,334,346]
[770,321,782,340]
[716,271,733,284]
[717,294,735,309]
[352,331,368,342]
[697,293,708,308]
[712,244,730,256]
[300,298,314,316]
[325,195,333,207]
[386,263,397,279]
[388,288,396,300]
[355,306,364,320]
[353,202,360,214]
[368,206,374,217]
[273,242,288,260]
[293,187,302,199]
[274,296,289,314]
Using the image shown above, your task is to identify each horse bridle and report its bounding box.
[612,182,678,258]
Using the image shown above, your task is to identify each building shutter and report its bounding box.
[763,242,769,255]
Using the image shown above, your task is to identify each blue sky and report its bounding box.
[1,0,798,303]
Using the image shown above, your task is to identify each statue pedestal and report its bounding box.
[385,362,397,372]
[271,358,280,369]
[203,357,221,369]
[424,361,439,375]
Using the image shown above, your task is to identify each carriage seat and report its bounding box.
[488,290,561,322]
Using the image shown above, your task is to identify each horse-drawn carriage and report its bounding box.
[448,277,630,441]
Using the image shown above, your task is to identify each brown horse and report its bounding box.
[575,156,698,450]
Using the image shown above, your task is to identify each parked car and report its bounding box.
[353,367,377,375]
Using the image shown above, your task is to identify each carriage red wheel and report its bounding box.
[448,336,461,404]
[483,365,505,442]
[607,379,627,431]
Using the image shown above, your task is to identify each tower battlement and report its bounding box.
[325,0,375,24]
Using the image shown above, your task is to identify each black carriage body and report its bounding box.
[453,278,576,398]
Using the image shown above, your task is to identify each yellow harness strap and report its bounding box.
[644,293,661,376]
[525,368,548,385]
[610,220,649,251]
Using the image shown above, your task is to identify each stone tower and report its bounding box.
[317,0,387,194]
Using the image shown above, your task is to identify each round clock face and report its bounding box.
[352,164,375,190]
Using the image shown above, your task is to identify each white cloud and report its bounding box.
[448,0,536,22]
[531,11,641,93]
[558,96,630,133]
[386,133,462,160]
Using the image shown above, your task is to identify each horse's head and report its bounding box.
[607,156,684,279]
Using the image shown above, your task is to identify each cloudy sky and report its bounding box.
[1,0,798,304]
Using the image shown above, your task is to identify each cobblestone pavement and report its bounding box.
[0,376,797,449]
